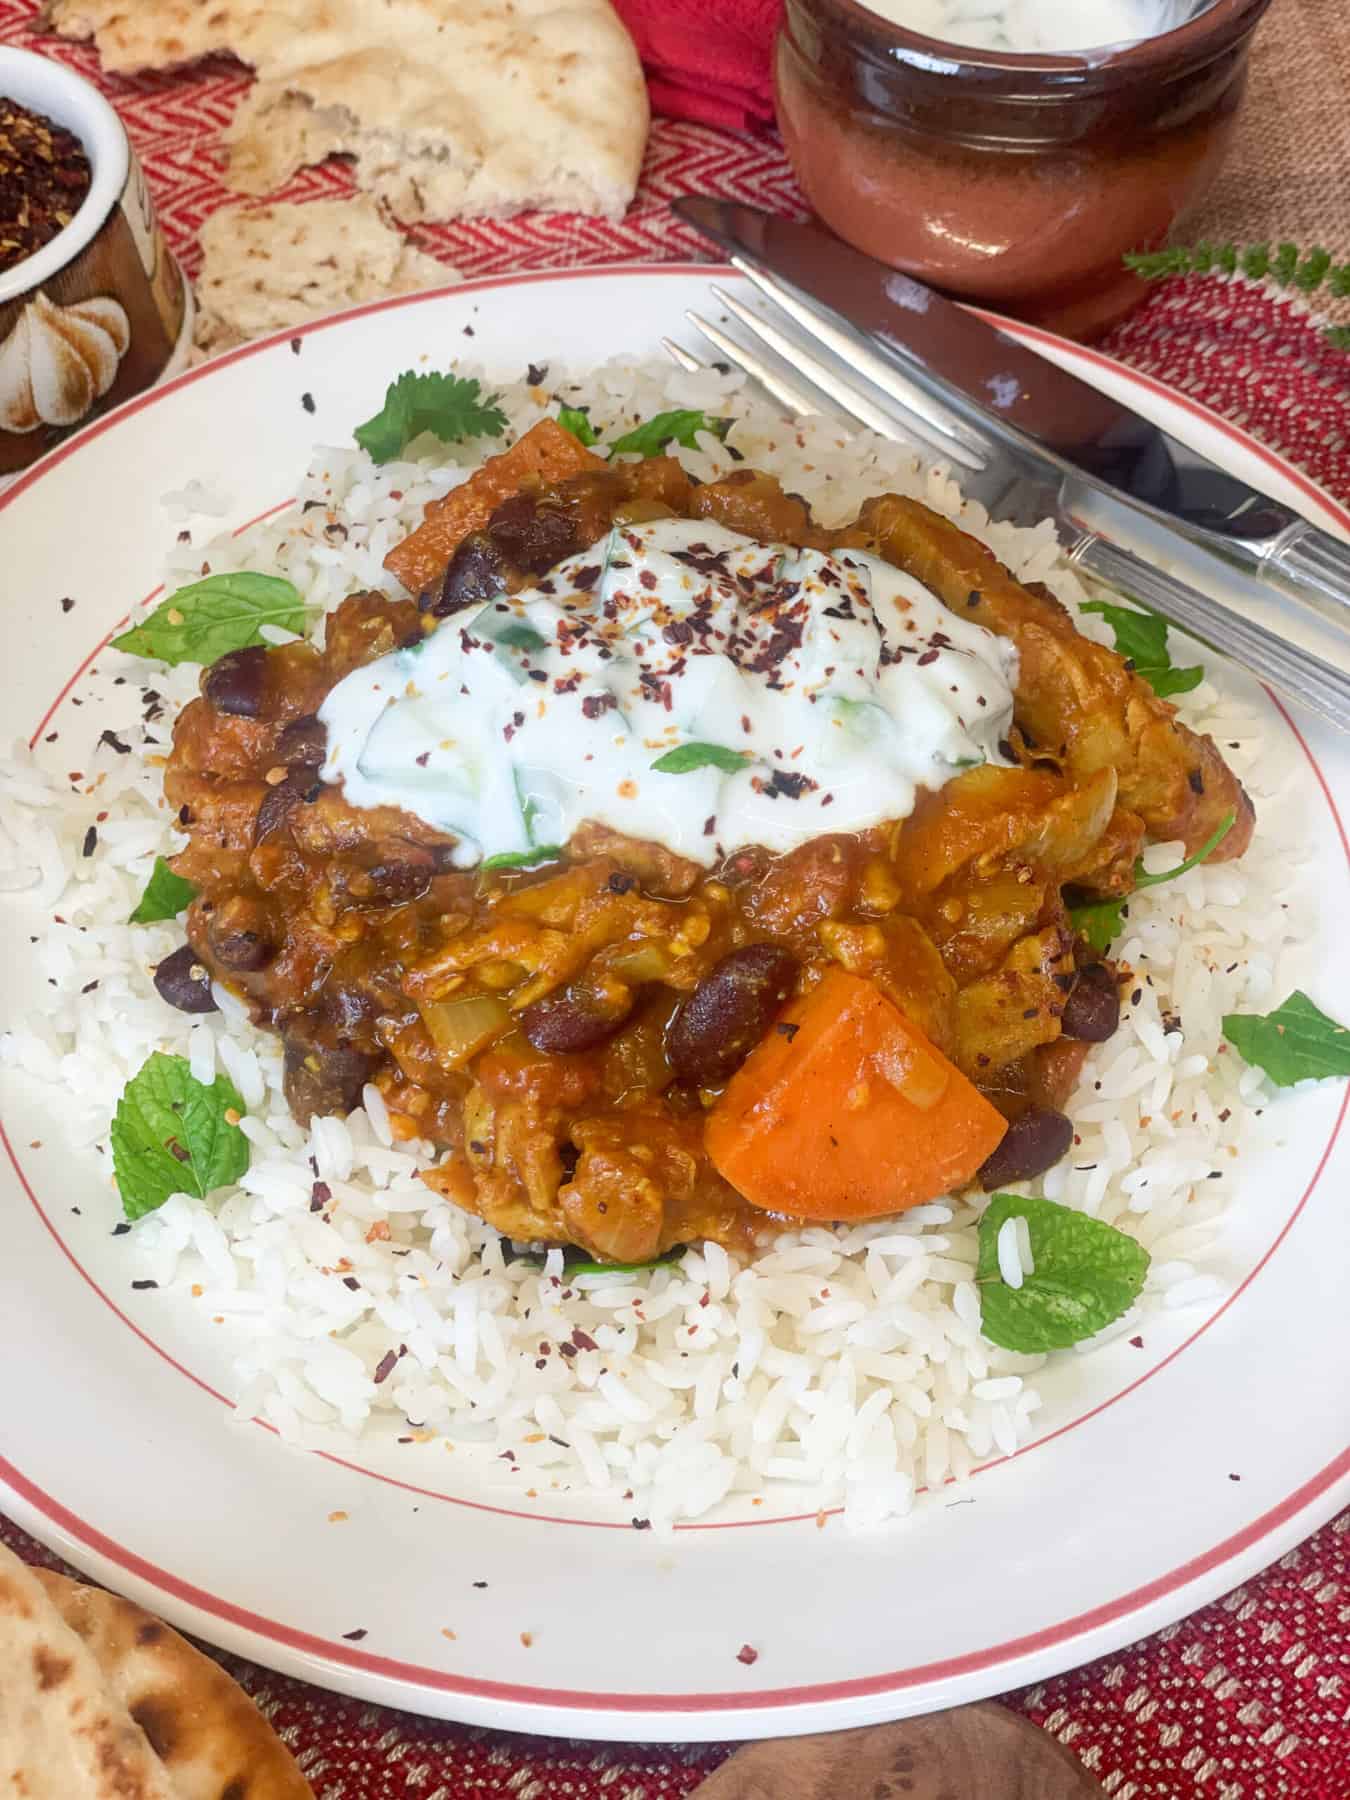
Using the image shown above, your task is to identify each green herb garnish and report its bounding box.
[354,371,508,464]
[608,410,731,459]
[129,857,197,924]
[1069,809,1236,953]
[1222,990,1350,1088]
[977,1193,1150,1353]
[557,404,598,447]
[1125,241,1350,350]
[495,623,549,652]
[564,1248,685,1277]
[651,742,748,775]
[112,572,305,667]
[480,845,564,872]
[1080,598,1203,699]
[110,1052,249,1221]
[506,1242,684,1278]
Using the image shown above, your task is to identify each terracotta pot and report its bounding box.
[775,0,1273,339]
[0,47,192,474]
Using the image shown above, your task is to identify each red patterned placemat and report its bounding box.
[2,4,1348,1794]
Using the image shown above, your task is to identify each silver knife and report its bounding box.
[674,198,1350,652]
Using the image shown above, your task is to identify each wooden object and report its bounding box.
[688,1702,1104,1798]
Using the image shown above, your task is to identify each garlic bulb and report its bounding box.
[0,291,132,434]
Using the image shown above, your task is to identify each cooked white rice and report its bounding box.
[0,356,1312,1531]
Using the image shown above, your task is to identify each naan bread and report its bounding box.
[33,1569,315,1800]
[195,196,455,351]
[45,0,649,220]
[0,1543,313,1799]
[0,1547,178,1799]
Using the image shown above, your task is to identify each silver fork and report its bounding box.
[665,292,1350,734]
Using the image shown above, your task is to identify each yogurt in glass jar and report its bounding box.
[858,0,1209,53]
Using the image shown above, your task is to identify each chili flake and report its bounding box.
[0,99,91,274]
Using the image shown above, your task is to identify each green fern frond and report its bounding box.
[1124,240,1350,349]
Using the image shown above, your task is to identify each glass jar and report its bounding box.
[775,0,1273,338]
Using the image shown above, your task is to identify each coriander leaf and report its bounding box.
[110,1051,249,1221]
[1068,895,1127,955]
[112,573,304,667]
[557,404,598,447]
[977,1193,1150,1353]
[1147,664,1205,700]
[608,410,731,459]
[495,623,549,652]
[354,371,508,464]
[481,845,564,872]
[1069,811,1235,951]
[1222,990,1350,1087]
[129,857,197,924]
[1081,598,1203,699]
[651,741,748,775]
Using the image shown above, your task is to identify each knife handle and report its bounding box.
[1262,519,1350,624]
[1068,531,1350,734]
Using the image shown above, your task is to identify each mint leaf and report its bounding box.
[557,404,598,447]
[112,573,304,667]
[1222,990,1350,1087]
[129,857,197,924]
[110,1051,249,1221]
[977,1193,1150,1352]
[651,741,748,775]
[608,410,730,459]
[354,371,507,464]
[1081,599,1203,699]
[481,845,564,872]
[1069,810,1235,952]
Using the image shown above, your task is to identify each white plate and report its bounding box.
[2,267,1347,1741]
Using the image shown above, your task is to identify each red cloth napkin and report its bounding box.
[614,0,781,132]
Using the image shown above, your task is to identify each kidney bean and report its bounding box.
[282,1029,375,1123]
[203,646,270,718]
[152,943,218,1014]
[978,1108,1074,1191]
[666,943,797,1086]
[340,852,435,908]
[274,714,327,767]
[427,532,507,616]
[519,985,633,1054]
[1061,962,1121,1043]
[209,927,273,972]
[488,493,580,574]
[255,768,318,842]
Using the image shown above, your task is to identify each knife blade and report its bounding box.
[674,199,1350,625]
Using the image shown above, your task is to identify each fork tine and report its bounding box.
[725,263,988,469]
[709,283,985,472]
[683,310,838,421]
[661,336,704,373]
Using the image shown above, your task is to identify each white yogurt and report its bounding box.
[319,516,1017,869]
[863,0,1204,54]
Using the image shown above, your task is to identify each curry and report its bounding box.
[159,424,1252,1265]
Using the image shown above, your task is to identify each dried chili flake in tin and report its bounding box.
[0,99,92,275]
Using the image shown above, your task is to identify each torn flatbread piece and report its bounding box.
[45,0,649,220]
[195,196,455,351]
[0,1542,313,1798]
